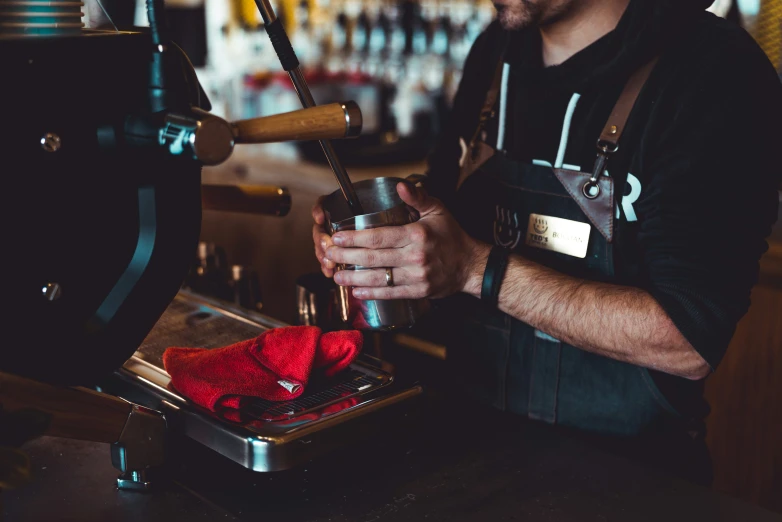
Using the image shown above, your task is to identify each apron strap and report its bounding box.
[471,56,659,158]
[467,55,659,170]
[468,59,506,150]
[456,58,506,191]
[598,57,660,151]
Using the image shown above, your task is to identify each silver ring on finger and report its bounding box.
[385,268,395,287]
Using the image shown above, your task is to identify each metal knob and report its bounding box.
[159,108,235,166]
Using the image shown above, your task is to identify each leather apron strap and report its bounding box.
[599,58,660,150]
[456,60,505,190]
[471,59,506,148]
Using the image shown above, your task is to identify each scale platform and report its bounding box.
[104,290,423,472]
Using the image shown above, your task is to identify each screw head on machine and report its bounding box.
[42,282,62,301]
[41,133,61,152]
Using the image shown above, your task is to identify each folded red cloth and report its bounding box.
[162,326,362,416]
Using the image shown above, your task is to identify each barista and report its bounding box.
[312,0,782,482]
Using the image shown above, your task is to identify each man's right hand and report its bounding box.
[312,196,336,278]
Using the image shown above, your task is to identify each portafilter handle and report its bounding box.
[233,101,362,145]
[157,102,362,166]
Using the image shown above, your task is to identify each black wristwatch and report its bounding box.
[481,245,511,308]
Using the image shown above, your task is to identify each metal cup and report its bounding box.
[295,272,340,329]
[322,176,431,331]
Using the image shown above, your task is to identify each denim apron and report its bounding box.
[449,57,683,438]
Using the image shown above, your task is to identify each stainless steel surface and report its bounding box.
[116,470,152,491]
[253,0,277,24]
[287,65,316,107]
[295,272,339,328]
[40,132,61,152]
[583,180,600,199]
[41,282,62,301]
[112,290,422,472]
[191,111,235,166]
[287,67,364,216]
[296,285,318,326]
[323,177,431,330]
[110,402,166,481]
[296,284,321,327]
[159,109,235,166]
[342,101,362,138]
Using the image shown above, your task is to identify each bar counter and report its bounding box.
[4,396,781,522]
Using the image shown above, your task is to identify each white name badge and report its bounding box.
[525,214,591,259]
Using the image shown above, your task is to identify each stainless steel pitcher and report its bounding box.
[322,176,431,330]
[295,272,340,329]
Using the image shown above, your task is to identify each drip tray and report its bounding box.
[106,290,423,472]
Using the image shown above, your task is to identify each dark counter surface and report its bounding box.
[4,395,781,522]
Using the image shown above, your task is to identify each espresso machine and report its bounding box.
[0,0,421,491]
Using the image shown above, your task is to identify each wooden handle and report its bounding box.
[0,372,131,443]
[202,184,292,216]
[231,101,362,144]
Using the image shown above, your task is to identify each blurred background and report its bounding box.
[112,0,500,165]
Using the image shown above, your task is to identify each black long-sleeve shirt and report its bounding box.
[426,0,782,412]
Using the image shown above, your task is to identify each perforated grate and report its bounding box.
[245,370,383,421]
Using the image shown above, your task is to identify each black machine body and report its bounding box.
[1,30,208,385]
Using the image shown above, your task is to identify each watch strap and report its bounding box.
[481,246,511,307]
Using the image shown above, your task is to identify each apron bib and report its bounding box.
[450,57,680,437]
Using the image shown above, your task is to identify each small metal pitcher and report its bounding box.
[322,175,431,331]
[295,272,340,330]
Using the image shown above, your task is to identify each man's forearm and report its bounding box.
[465,244,710,380]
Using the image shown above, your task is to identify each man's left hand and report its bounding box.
[324,182,489,300]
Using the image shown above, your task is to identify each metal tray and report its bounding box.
[106,290,423,472]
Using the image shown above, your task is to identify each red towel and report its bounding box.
[163,326,362,416]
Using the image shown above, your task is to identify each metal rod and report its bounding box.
[287,68,364,215]
[255,0,277,24]
[254,0,364,216]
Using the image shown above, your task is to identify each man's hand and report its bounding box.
[323,182,490,300]
[312,196,336,278]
